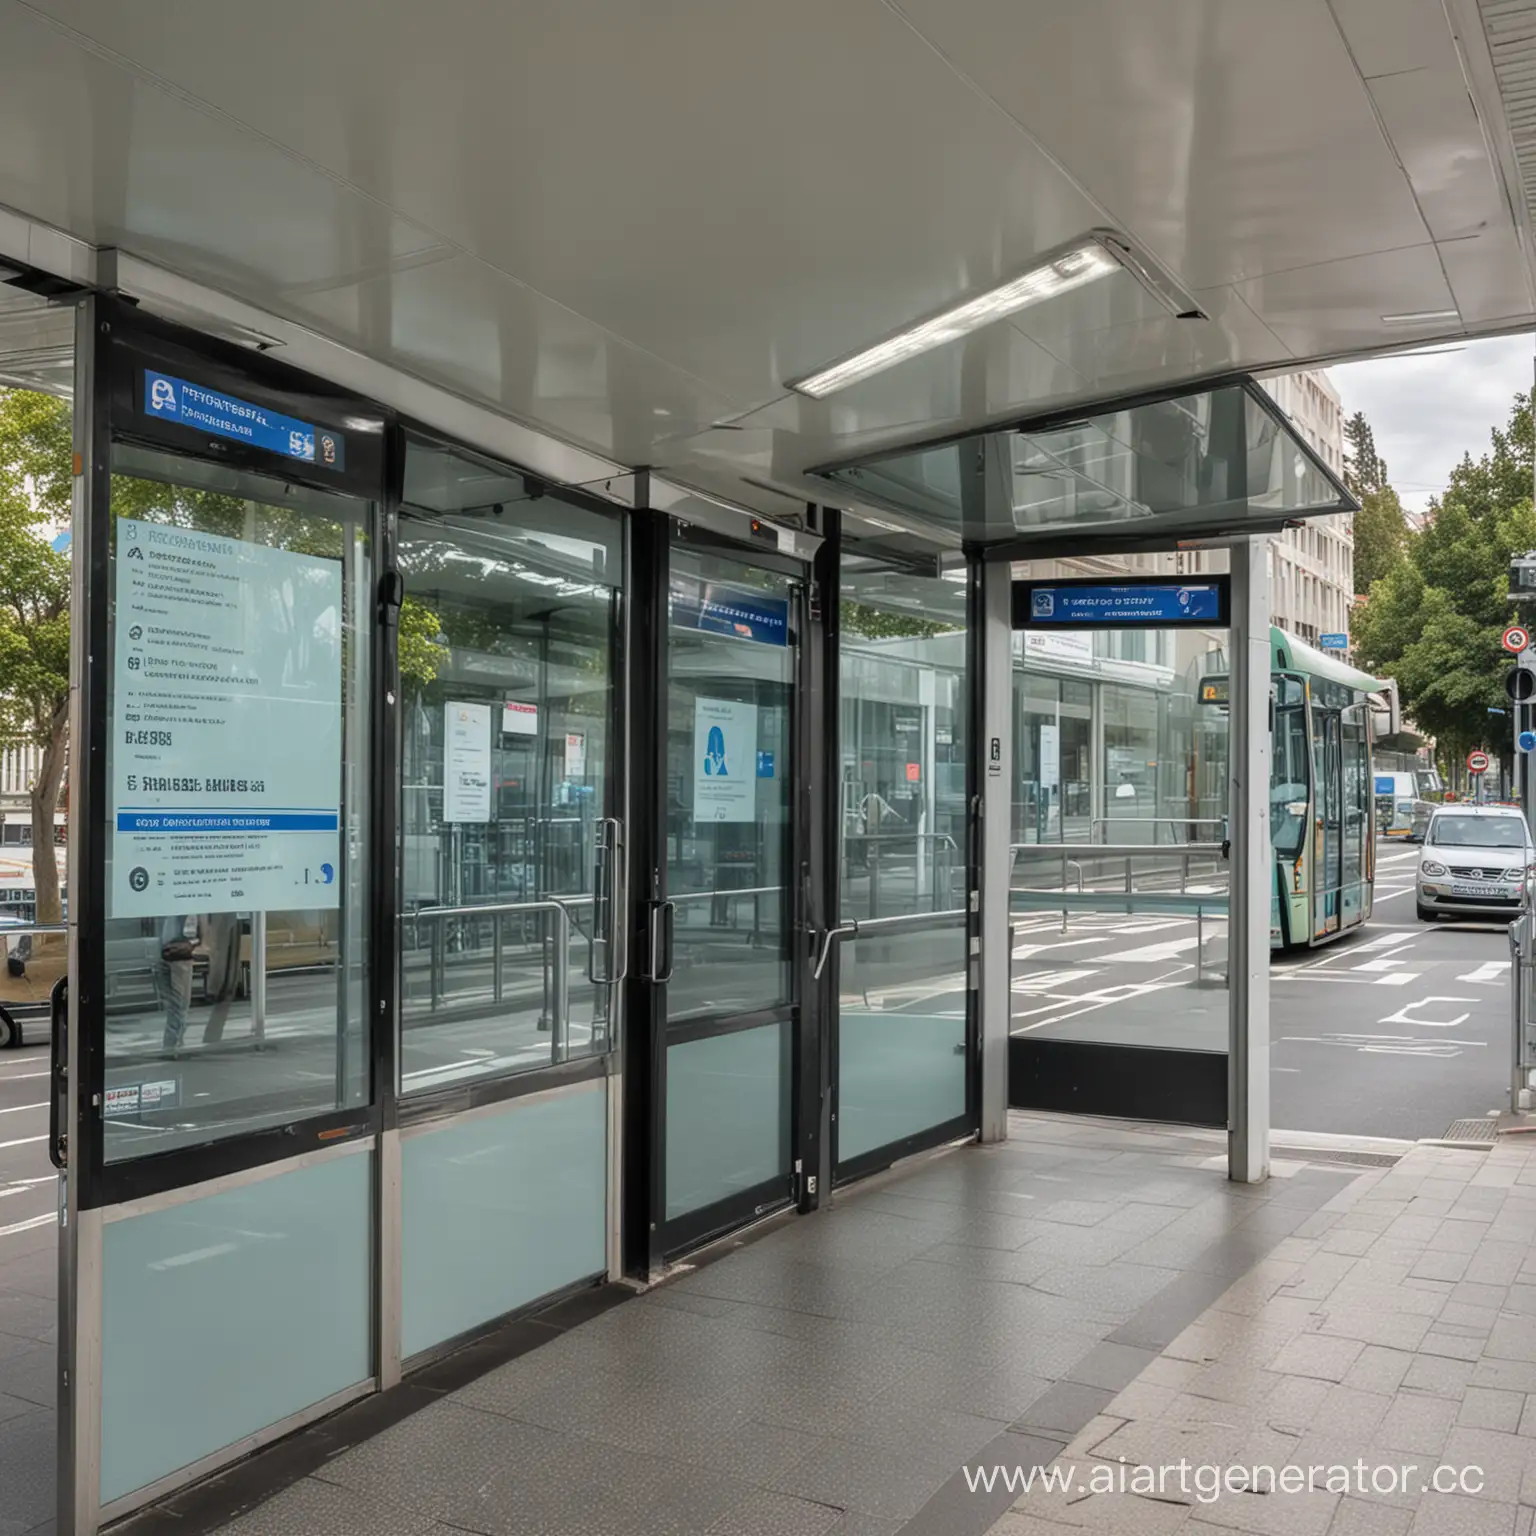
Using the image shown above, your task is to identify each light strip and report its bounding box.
[1379,309,1460,326]
[788,240,1119,398]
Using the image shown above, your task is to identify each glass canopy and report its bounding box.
[816,382,1356,552]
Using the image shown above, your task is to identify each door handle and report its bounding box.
[649,901,676,984]
[589,818,628,986]
[812,922,857,981]
[48,976,67,1171]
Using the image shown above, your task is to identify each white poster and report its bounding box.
[1039,723,1060,790]
[693,697,757,822]
[502,700,539,736]
[444,702,493,822]
[565,732,587,778]
[1024,631,1094,667]
[110,517,343,918]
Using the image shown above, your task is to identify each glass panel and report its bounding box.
[100,1149,371,1504]
[1271,682,1310,857]
[1342,707,1367,926]
[817,384,1353,547]
[664,548,794,1018]
[836,558,969,1165]
[1010,597,1230,1052]
[102,447,371,1162]
[396,437,621,1093]
[665,1023,789,1220]
[401,1083,607,1357]
[1313,713,1342,937]
[837,917,967,1162]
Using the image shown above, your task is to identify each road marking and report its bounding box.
[0,1134,48,1150]
[1111,938,1200,962]
[1012,969,1100,992]
[0,1211,52,1238]
[1354,949,1415,972]
[1379,996,1475,1028]
[0,1102,46,1116]
[1358,932,1422,951]
[1458,961,1509,984]
[1282,1032,1483,1058]
[0,1071,48,1081]
[1374,888,1414,901]
[1012,937,1106,959]
[1372,973,1418,986]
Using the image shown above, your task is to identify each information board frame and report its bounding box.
[1012,574,1231,630]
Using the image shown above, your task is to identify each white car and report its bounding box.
[1417,805,1534,922]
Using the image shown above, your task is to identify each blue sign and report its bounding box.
[757,751,776,778]
[1374,775,1396,794]
[671,577,789,646]
[1017,579,1227,628]
[1520,731,1536,753]
[115,809,340,834]
[143,370,346,471]
[1319,633,1348,650]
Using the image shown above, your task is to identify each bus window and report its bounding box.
[1271,699,1309,855]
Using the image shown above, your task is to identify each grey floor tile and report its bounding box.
[767,1435,954,1523]
[1408,1497,1520,1536]
[1108,1269,1235,1350]
[0,1408,54,1532]
[1328,1496,1413,1536]
[704,1490,844,1536]
[1009,1379,1114,1438]
[209,1477,438,1536]
[1063,1340,1157,1392]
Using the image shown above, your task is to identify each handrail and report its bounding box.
[406,899,573,922]
[0,923,68,939]
[1011,843,1227,861]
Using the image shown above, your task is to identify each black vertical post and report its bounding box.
[622,499,668,1276]
[798,507,839,1206]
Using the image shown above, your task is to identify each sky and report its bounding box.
[1329,333,1536,512]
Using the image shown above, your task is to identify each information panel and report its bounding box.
[693,698,757,822]
[671,574,789,647]
[110,518,344,918]
[143,370,347,472]
[1014,577,1229,630]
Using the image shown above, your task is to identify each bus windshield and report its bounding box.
[1430,814,1529,849]
[1271,702,1308,855]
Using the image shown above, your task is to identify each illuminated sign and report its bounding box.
[1014,577,1229,629]
[142,369,346,471]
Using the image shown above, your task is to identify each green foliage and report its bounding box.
[1343,410,1406,593]
[1343,410,1389,496]
[1353,392,1536,763]
[841,600,956,641]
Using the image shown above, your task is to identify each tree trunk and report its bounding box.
[29,702,67,927]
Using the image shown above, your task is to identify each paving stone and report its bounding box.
[1440,1426,1531,1505]
[1408,1496,1522,1536]
[1268,1333,1365,1383]
[1343,1348,1416,1396]
[1375,1393,1458,1455]
[1458,1388,1524,1434]
[1400,1354,1475,1400]
[1328,1499,1413,1536]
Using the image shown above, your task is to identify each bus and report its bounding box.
[1268,629,1382,949]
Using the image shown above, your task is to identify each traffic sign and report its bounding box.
[1520,731,1536,752]
[1319,633,1348,650]
[1468,749,1492,774]
[1505,625,1530,653]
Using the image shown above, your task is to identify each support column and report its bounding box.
[1228,536,1271,1183]
[978,558,1013,1143]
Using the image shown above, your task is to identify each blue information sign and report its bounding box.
[1374,775,1396,795]
[143,370,346,471]
[1319,633,1348,650]
[1520,731,1536,753]
[671,577,789,646]
[1016,578,1227,629]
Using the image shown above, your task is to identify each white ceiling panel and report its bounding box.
[1230,243,1460,355]
[1438,226,1536,322]
[890,0,1435,289]
[1331,0,1458,77]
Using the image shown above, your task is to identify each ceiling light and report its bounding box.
[788,240,1120,398]
[1379,309,1460,326]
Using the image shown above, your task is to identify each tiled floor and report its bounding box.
[986,1138,1536,1536]
[0,1215,57,1536]
[121,1115,1356,1536]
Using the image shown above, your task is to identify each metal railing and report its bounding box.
[405,899,574,1056]
[1088,816,1227,844]
[1511,909,1536,1110]
[841,831,962,919]
[813,907,967,984]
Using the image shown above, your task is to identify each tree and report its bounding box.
[1341,409,1406,593]
[1353,391,1536,765]
[0,388,72,924]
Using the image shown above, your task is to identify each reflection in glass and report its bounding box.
[663,549,794,1019]
[395,437,621,1093]
[835,557,969,1166]
[102,451,370,1162]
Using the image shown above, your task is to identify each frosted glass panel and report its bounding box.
[402,1083,607,1357]
[838,1011,966,1162]
[101,1150,371,1505]
[666,1023,789,1221]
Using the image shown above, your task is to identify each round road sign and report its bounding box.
[1505,625,1531,653]
[1468,749,1492,774]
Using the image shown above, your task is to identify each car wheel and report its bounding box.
[1417,904,1437,922]
[0,1006,16,1049]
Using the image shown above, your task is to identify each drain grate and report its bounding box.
[1271,1146,1401,1169]
[1440,1119,1499,1144]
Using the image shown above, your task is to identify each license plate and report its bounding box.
[1453,883,1508,898]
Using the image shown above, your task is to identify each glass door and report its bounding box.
[644,531,801,1257]
[1313,710,1343,938]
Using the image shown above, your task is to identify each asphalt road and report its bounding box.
[0,1041,52,1247]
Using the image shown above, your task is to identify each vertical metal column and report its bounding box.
[978,559,1013,1144]
[1228,536,1271,1184]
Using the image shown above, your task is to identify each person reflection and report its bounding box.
[155,914,196,1058]
[199,911,242,1044]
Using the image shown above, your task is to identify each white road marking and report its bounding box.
[0,1102,46,1116]
[1354,949,1415,972]
[1111,938,1201,962]
[1012,969,1100,992]
[1372,973,1418,987]
[0,1211,53,1238]
[1358,931,1422,951]
[1379,996,1475,1028]
[0,1134,46,1151]
[1457,961,1509,984]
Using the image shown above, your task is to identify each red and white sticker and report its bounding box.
[1504,626,1530,653]
[1468,750,1491,774]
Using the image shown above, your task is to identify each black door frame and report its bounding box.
[622,503,820,1272]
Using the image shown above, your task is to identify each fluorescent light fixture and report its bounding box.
[788,240,1119,398]
[1379,309,1460,326]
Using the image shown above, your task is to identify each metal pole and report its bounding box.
[551,909,570,1063]
[251,910,267,1045]
[1228,536,1271,1184]
[979,559,1014,1144]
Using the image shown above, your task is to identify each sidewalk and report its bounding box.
[120,1115,1357,1536]
[987,1137,1536,1536]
